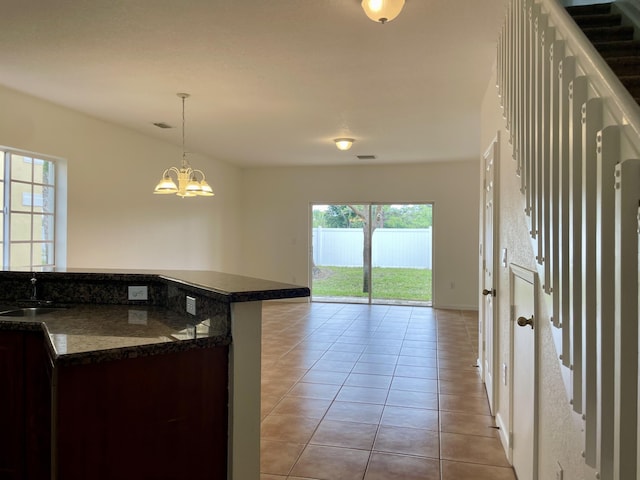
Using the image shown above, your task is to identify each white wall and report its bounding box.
[481,73,587,478]
[0,85,242,272]
[239,162,480,310]
[0,85,480,310]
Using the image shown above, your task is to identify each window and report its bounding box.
[1,149,59,269]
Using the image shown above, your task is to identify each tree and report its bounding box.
[382,204,432,228]
[312,209,326,228]
[347,205,384,293]
[324,205,363,228]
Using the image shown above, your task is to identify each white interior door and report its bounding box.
[480,133,499,413]
[510,264,538,480]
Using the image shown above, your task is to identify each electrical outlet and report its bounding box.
[128,286,148,301]
[186,296,197,315]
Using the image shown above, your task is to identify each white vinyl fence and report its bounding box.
[312,227,432,269]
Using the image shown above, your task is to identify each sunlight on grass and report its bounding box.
[312,266,432,302]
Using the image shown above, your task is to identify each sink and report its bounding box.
[0,307,65,317]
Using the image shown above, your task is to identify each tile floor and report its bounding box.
[260,302,516,480]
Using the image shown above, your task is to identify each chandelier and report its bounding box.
[361,0,405,24]
[153,93,214,197]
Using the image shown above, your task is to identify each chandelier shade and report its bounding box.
[153,93,214,198]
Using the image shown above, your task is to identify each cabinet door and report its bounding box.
[24,332,51,480]
[55,346,229,480]
[0,332,25,480]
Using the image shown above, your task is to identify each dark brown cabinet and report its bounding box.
[0,331,51,480]
[1,330,228,480]
[0,332,26,480]
[53,345,229,480]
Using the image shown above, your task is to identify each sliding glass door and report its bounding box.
[311,204,367,303]
[311,203,432,306]
[370,204,432,305]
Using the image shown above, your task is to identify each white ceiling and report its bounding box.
[0,0,507,167]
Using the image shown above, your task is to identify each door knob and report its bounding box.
[517,315,534,329]
[482,289,495,296]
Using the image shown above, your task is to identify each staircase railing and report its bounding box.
[496,1,640,478]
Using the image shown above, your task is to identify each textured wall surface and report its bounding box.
[481,68,588,479]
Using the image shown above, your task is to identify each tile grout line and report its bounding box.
[261,304,508,480]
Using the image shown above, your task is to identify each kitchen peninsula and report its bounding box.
[0,269,309,480]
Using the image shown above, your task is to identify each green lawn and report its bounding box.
[312,266,432,302]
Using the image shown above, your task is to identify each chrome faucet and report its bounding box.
[30,275,37,301]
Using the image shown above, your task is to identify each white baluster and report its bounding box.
[613,158,640,480]
[558,54,575,369]
[595,125,620,480]
[523,0,534,208]
[528,2,541,239]
[550,38,565,328]
[568,75,588,415]
[516,0,527,174]
[540,21,555,291]
[581,96,603,468]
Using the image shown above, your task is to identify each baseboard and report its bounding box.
[431,303,479,311]
[495,411,512,463]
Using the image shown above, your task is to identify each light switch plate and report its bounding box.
[128,286,148,301]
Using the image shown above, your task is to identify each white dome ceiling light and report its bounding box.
[361,0,405,24]
[334,138,355,151]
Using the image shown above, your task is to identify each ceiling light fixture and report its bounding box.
[153,93,214,197]
[334,138,355,151]
[361,0,405,24]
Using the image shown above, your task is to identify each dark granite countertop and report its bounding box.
[0,304,230,366]
[159,270,310,302]
[0,268,310,303]
[0,269,309,366]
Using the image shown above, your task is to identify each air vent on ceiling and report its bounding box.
[153,122,174,129]
[356,155,376,160]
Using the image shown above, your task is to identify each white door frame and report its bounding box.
[509,263,539,480]
[479,132,500,413]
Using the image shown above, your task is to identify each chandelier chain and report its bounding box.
[180,93,188,167]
